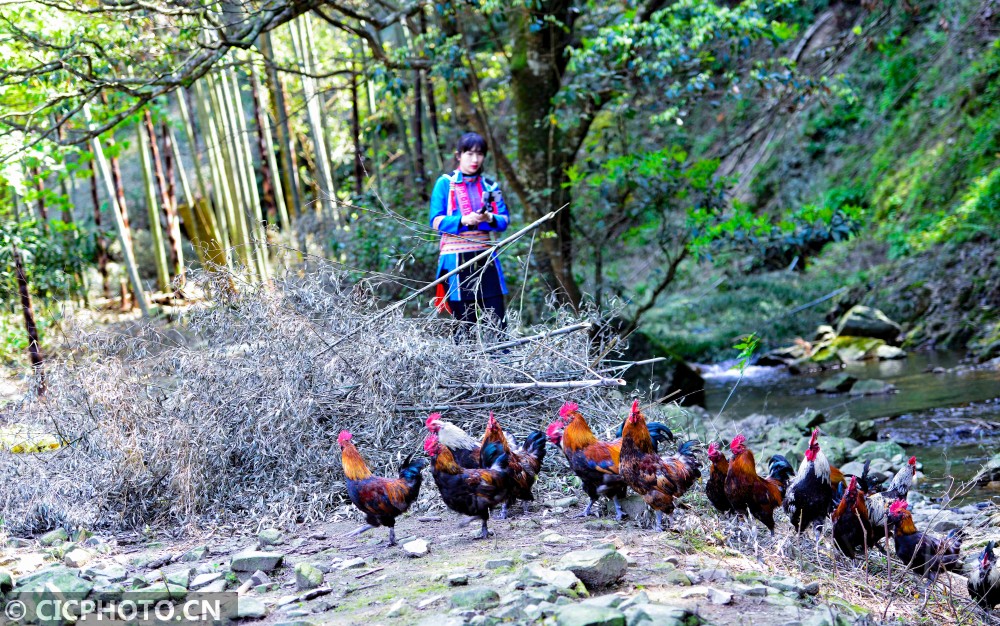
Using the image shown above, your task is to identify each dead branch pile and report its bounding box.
[0,268,682,534]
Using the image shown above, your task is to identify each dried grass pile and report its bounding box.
[0,269,670,534]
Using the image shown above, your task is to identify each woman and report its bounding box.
[429,132,510,335]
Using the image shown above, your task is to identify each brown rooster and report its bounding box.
[619,400,701,531]
[481,412,546,517]
[724,434,795,532]
[831,475,873,558]
[338,431,427,546]
[887,500,963,582]
[545,402,673,521]
[423,434,511,540]
[706,441,733,514]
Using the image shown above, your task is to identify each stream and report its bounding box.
[700,351,1000,505]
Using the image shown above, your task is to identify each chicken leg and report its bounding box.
[473,519,491,540]
[613,496,624,522]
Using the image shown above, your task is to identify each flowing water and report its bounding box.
[700,351,1000,504]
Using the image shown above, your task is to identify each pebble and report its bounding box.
[707,588,733,605]
[403,539,429,557]
[338,557,366,570]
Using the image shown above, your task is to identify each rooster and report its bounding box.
[619,400,701,531]
[337,431,427,546]
[968,541,1000,610]
[706,442,733,514]
[724,434,795,532]
[424,413,515,470]
[887,500,962,581]
[481,412,547,517]
[783,429,835,534]
[546,401,673,520]
[866,455,917,547]
[831,475,873,558]
[423,434,511,540]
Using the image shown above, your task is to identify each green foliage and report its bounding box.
[732,332,759,373]
[0,218,93,302]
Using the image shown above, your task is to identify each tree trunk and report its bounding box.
[249,63,278,225]
[144,110,181,283]
[84,103,150,317]
[88,152,110,298]
[419,11,444,165]
[261,31,301,219]
[11,242,45,395]
[161,122,186,287]
[31,166,48,223]
[412,66,427,200]
[137,119,171,292]
[509,1,581,306]
[350,66,363,195]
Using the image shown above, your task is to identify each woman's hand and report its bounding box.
[461,212,491,227]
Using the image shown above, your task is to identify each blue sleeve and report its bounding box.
[478,181,510,232]
[429,176,464,235]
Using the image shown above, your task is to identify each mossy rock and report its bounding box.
[850,440,906,462]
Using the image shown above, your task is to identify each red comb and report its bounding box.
[559,402,578,418]
[730,434,746,454]
[337,430,352,445]
[908,456,916,466]
[425,413,441,429]
[423,434,438,455]
[889,500,909,515]
[707,442,718,455]
[630,399,640,414]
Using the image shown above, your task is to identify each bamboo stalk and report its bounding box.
[228,63,270,281]
[251,62,290,230]
[261,31,301,219]
[83,104,150,317]
[360,43,383,195]
[161,122,186,285]
[290,17,337,221]
[88,151,110,298]
[193,80,234,266]
[350,65,363,195]
[137,117,171,292]
[208,71,253,275]
[144,110,181,283]
[480,322,593,353]
[249,63,277,225]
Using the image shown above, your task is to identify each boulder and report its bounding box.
[849,379,896,396]
[555,549,627,588]
[554,604,626,626]
[519,564,587,595]
[622,603,691,626]
[876,345,907,360]
[294,563,324,591]
[237,597,268,619]
[231,551,283,572]
[851,440,906,462]
[39,528,69,546]
[818,436,860,465]
[258,528,284,546]
[836,306,903,344]
[449,587,500,610]
[0,570,13,594]
[816,374,857,394]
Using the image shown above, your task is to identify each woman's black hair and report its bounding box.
[456,132,488,155]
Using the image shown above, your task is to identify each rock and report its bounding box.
[663,570,691,586]
[876,345,906,360]
[16,566,94,597]
[417,594,444,609]
[258,528,284,546]
[402,538,429,557]
[448,572,469,586]
[824,418,875,442]
[618,495,649,521]
[769,576,804,594]
[519,564,586,595]
[851,440,906,462]
[39,528,69,546]
[836,305,903,344]
[802,581,820,596]
[250,570,271,586]
[127,582,188,604]
[92,582,125,603]
[190,572,224,590]
[294,562,324,591]
[582,594,625,609]
[623,603,690,626]
[546,496,579,508]
[929,513,965,533]
[165,568,191,588]
[838,461,866,477]
[486,558,514,569]
[237,597,268,619]
[82,563,127,582]
[0,570,13,594]
[802,609,852,626]
[555,604,625,626]
[679,586,708,598]
[386,598,407,617]
[816,374,857,394]
[231,551,283,572]
[617,591,649,610]
[180,545,209,562]
[338,557,366,570]
[732,583,768,597]
[540,531,568,544]
[200,579,228,593]
[450,587,500,610]
[707,588,733,605]
[849,379,896,396]
[697,568,731,582]
[555,549,627,588]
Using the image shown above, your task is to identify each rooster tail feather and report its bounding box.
[523,431,548,463]
[767,455,795,485]
[647,422,676,451]
[677,439,700,458]
[399,453,428,482]
[481,440,507,469]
